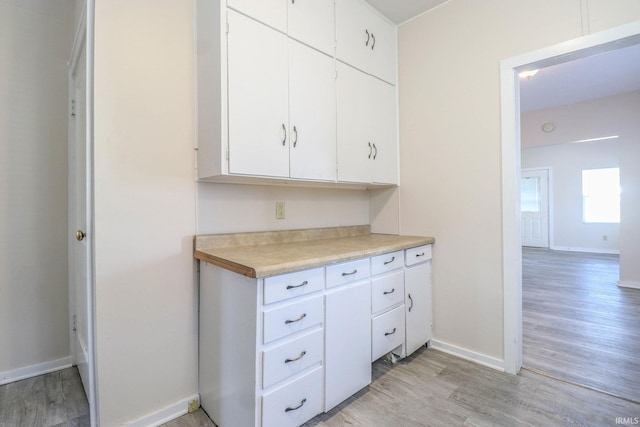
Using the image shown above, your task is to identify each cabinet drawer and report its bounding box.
[405,245,432,266]
[371,250,403,276]
[262,367,323,427]
[264,267,324,305]
[263,329,323,389]
[371,270,404,315]
[263,296,324,344]
[371,305,405,361]
[326,258,370,289]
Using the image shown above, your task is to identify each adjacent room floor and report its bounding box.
[522,247,640,403]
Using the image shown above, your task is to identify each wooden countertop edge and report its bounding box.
[194,235,435,279]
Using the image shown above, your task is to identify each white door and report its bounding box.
[405,262,432,356]
[325,281,371,411]
[227,10,289,178]
[288,40,336,181]
[335,0,370,73]
[69,7,96,423]
[369,76,397,185]
[336,62,370,183]
[288,0,335,55]
[366,10,396,84]
[521,168,550,248]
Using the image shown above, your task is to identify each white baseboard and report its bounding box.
[550,246,620,255]
[0,356,73,386]
[618,280,640,289]
[430,340,505,372]
[124,394,200,427]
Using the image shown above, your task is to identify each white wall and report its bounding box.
[522,141,620,252]
[522,91,640,255]
[398,1,640,363]
[93,1,197,425]
[0,0,75,380]
[197,183,370,234]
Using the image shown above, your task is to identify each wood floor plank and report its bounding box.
[522,248,640,402]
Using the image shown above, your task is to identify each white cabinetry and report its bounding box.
[405,245,433,356]
[196,0,398,188]
[336,0,397,84]
[337,62,398,185]
[227,11,336,181]
[325,277,371,411]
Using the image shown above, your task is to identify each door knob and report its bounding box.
[76,230,86,241]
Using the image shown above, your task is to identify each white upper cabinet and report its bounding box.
[337,62,398,185]
[227,10,290,178]
[289,40,337,181]
[335,0,397,84]
[288,0,336,55]
[227,0,287,33]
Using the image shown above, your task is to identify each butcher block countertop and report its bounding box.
[194,225,435,278]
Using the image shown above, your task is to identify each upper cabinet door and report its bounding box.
[336,62,370,183]
[367,11,397,85]
[227,0,288,33]
[288,0,335,56]
[335,0,370,73]
[335,0,397,85]
[370,77,397,184]
[289,40,337,181]
[227,10,290,178]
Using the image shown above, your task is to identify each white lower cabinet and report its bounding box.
[325,280,371,411]
[405,245,433,356]
[199,244,433,426]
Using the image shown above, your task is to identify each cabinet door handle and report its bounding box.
[365,29,370,46]
[292,125,298,147]
[286,280,308,290]
[383,288,395,295]
[416,252,425,258]
[285,398,307,413]
[285,313,306,324]
[384,328,397,336]
[384,256,395,265]
[371,33,376,50]
[368,142,372,159]
[281,123,287,146]
[284,350,307,363]
[341,269,357,276]
[408,293,414,312]
[373,143,377,159]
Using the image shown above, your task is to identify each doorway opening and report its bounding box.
[500,20,640,385]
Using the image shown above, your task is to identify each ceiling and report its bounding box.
[364,0,448,24]
[519,43,640,112]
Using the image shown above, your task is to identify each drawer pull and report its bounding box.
[285,398,307,413]
[383,256,395,265]
[285,313,306,324]
[383,288,395,295]
[408,293,414,312]
[341,269,358,276]
[284,350,307,364]
[416,252,425,257]
[286,280,308,290]
[384,328,397,336]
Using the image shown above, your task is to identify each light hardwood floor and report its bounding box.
[4,347,640,427]
[522,247,640,403]
[0,367,89,427]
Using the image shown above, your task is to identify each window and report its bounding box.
[582,167,620,223]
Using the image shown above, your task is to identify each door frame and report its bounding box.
[68,0,98,424]
[521,167,552,249]
[500,20,640,375]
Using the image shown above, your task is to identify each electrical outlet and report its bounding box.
[276,201,286,220]
[188,399,199,413]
